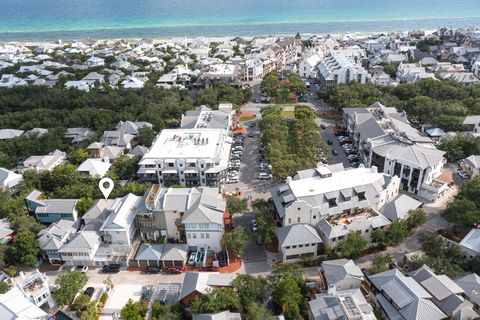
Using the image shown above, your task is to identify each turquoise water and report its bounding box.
[0,0,479,40]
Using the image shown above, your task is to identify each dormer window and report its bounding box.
[328,198,337,208]
[358,192,366,201]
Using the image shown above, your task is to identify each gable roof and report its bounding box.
[276,224,322,247]
[58,231,100,252]
[459,229,480,254]
[381,194,422,221]
[179,272,233,301]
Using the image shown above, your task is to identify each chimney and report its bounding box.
[371,165,378,173]
[103,156,110,163]
[286,176,293,183]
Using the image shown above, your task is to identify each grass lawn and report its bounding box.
[268,104,296,118]
[239,115,255,121]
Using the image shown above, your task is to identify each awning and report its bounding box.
[184,169,198,174]
[162,169,178,174]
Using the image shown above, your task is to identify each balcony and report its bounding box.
[329,209,378,226]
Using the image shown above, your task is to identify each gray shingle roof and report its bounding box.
[322,259,363,286]
[381,194,422,221]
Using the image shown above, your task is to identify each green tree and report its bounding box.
[233,274,270,307]
[273,277,302,320]
[5,231,40,266]
[109,155,140,180]
[406,209,427,229]
[336,231,368,259]
[67,148,90,165]
[52,271,89,307]
[226,196,248,215]
[369,254,392,274]
[245,303,275,320]
[0,280,10,293]
[443,198,479,229]
[120,299,146,320]
[76,197,93,217]
[222,226,250,257]
[71,294,92,312]
[151,301,183,320]
[80,303,98,320]
[384,221,410,245]
[261,72,280,97]
[190,287,239,314]
[136,127,156,147]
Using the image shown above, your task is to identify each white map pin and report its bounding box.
[99,177,114,199]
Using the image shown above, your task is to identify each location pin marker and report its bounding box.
[99,177,114,199]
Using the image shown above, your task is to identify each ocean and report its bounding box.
[0,0,480,41]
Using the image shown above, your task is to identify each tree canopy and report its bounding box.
[52,271,89,307]
[226,196,248,215]
[222,226,250,257]
[443,177,480,230]
[120,299,146,320]
[336,231,368,259]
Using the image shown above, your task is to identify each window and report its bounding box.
[358,192,366,201]
[187,233,191,238]
[286,246,291,249]
[288,218,291,224]
[200,164,204,168]
[305,244,310,247]
[313,215,316,220]
[292,245,297,248]
[180,171,184,174]
[365,229,369,233]
[193,233,197,238]
[297,217,300,223]
[179,163,183,167]
[201,233,205,238]
[299,245,303,248]
[297,207,301,211]
[206,233,209,239]
[331,238,336,242]
[328,198,337,208]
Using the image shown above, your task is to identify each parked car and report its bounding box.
[163,266,184,274]
[320,124,326,130]
[199,266,219,272]
[233,146,244,151]
[458,171,470,179]
[260,97,270,103]
[248,132,254,138]
[188,253,197,265]
[256,235,264,245]
[227,177,239,183]
[332,149,338,156]
[251,219,258,232]
[340,139,353,145]
[146,266,161,274]
[70,265,88,273]
[249,122,256,128]
[258,172,273,180]
[298,95,308,102]
[327,139,333,145]
[347,154,359,161]
[102,264,121,273]
[84,287,95,297]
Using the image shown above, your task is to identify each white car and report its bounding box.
[233,146,244,151]
[251,219,258,232]
[258,172,273,180]
[227,177,239,183]
[188,252,197,265]
[71,265,88,273]
[458,171,470,179]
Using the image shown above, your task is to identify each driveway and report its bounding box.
[322,125,351,168]
[234,211,267,264]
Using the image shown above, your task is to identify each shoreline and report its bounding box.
[0,17,478,43]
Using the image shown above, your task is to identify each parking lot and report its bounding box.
[234,211,268,263]
[223,119,278,199]
[322,123,354,168]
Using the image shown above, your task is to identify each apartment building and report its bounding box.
[317,50,370,91]
[59,193,141,266]
[137,185,225,252]
[270,164,399,251]
[344,102,448,201]
[138,128,232,187]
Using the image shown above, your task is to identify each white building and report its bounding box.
[396,62,437,83]
[180,104,233,133]
[299,53,322,79]
[22,149,66,173]
[317,51,370,91]
[462,116,480,136]
[16,270,54,310]
[322,259,364,291]
[344,103,448,201]
[276,224,322,263]
[459,229,480,260]
[138,128,232,187]
[76,158,111,178]
[270,164,399,250]
[138,185,225,252]
[0,167,23,195]
[463,155,480,177]
[309,288,376,320]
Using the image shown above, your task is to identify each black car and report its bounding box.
[249,122,256,128]
[327,139,333,145]
[320,124,326,129]
[84,287,95,297]
[298,96,308,102]
[102,264,121,273]
[332,149,338,156]
[248,132,254,138]
[146,266,161,273]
